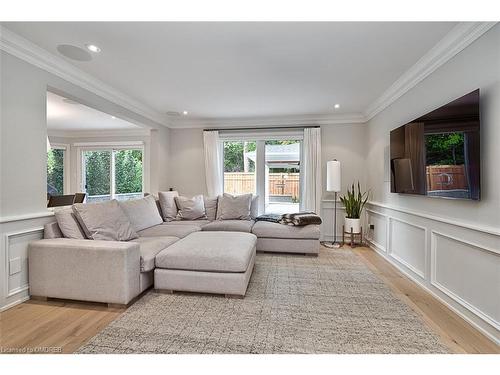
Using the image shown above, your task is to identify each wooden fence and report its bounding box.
[426,165,467,191]
[224,172,300,200]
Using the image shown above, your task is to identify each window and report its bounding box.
[81,146,144,203]
[222,137,302,215]
[47,145,68,196]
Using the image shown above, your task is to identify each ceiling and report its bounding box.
[5,22,457,121]
[47,91,141,132]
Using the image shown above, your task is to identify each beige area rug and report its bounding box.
[77,248,450,353]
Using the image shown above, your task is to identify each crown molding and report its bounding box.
[0,26,168,127]
[364,22,497,121]
[47,128,151,139]
[169,112,367,129]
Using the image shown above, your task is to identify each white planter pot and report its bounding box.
[344,218,361,234]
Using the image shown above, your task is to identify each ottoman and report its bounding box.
[154,231,257,297]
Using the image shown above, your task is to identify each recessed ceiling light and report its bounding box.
[57,44,92,61]
[182,111,188,115]
[85,44,101,53]
[334,104,340,109]
[111,116,116,119]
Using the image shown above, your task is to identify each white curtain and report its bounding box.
[203,130,223,197]
[301,127,322,214]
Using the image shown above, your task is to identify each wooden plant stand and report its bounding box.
[342,225,363,247]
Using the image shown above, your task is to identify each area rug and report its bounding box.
[77,248,450,353]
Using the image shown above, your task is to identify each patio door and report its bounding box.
[81,146,144,203]
[222,135,302,215]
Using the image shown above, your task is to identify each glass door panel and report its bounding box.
[223,141,257,195]
[264,140,301,214]
[114,149,144,201]
[83,150,111,203]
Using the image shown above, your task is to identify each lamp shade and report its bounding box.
[326,160,341,192]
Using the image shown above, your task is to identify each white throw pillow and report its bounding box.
[158,191,179,221]
[175,195,207,220]
[216,193,252,220]
[72,200,138,241]
[119,195,163,232]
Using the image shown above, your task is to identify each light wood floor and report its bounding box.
[0,246,497,354]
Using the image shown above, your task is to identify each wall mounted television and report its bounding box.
[390,89,480,200]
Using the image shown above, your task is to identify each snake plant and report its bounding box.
[339,182,369,219]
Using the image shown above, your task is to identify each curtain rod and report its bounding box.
[203,125,320,132]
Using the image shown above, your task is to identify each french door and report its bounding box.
[222,137,302,215]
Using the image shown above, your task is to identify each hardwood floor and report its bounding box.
[0,299,122,354]
[0,246,497,354]
[352,246,499,354]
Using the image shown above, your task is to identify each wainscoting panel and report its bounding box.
[366,202,500,345]
[388,218,427,279]
[431,231,500,330]
[5,228,43,297]
[0,213,54,311]
[366,209,388,252]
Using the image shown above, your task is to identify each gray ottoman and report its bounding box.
[154,231,256,297]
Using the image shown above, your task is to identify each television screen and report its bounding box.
[390,89,480,200]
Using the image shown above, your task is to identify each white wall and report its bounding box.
[365,25,500,343]
[168,128,207,196]
[0,50,168,311]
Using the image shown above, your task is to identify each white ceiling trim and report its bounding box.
[169,113,367,129]
[364,22,497,121]
[0,25,168,127]
[1,22,496,130]
[48,128,151,139]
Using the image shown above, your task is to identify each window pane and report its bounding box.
[265,140,300,214]
[223,141,256,195]
[47,149,64,196]
[114,149,143,201]
[84,150,111,203]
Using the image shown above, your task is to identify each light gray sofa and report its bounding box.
[28,194,320,306]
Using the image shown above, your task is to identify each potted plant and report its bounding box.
[339,182,369,234]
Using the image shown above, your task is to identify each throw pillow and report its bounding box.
[54,207,86,239]
[204,196,218,221]
[175,195,207,220]
[72,200,138,241]
[250,195,259,219]
[119,195,163,232]
[158,191,179,221]
[216,193,252,220]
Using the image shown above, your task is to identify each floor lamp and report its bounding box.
[325,160,341,248]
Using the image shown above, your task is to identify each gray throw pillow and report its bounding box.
[158,191,179,221]
[175,195,207,220]
[54,207,86,239]
[250,195,259,219]
[216,193,252,220]
[204,196,218,221]
[72,200,138,241]
[119,195,163,232]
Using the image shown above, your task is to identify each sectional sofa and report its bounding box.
[28,193,320,306]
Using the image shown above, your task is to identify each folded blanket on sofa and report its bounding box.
[255,214,282,223]
[279,212,322,226]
